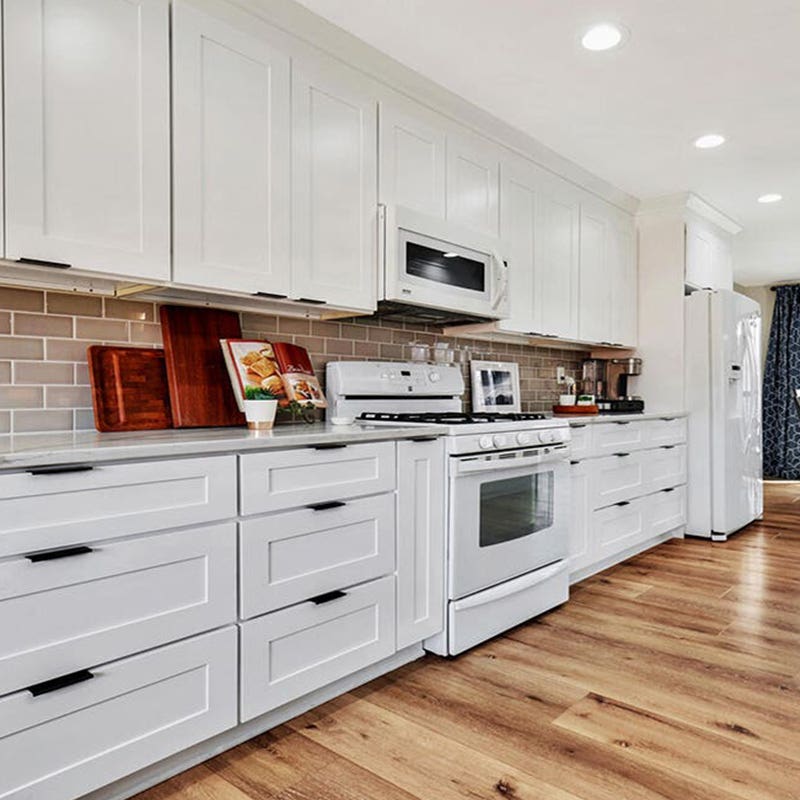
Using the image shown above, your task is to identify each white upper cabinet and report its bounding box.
[609,210,638,346]
[578,197,638,347]
[379,103,446,219]
[172,2,290,297]
[446,129,500,238]
[685,220,733,291]
[4,0,170,281]
[292,59,378,311]
[500,157,581,339]
[578,199,613,343]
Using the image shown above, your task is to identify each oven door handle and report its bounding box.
[454,448,567,475]
[452,561,567,611]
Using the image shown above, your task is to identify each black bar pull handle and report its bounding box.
[614,452,631,458]
[18,257,72,270]
[660,417,677,421]
[661,445,676,450]
[27,669,94,697]
[252,291,288,300]
[312,443,347,450]
[27,464,94,476]
[614,420,632,425]
[295,297,327,305]
[615,500,631,507]
[310,590,347,605]
[570,460,582,466]
[662,487,676,493]
[307,501,346,512]
[409,435,438,443]
[26,545,94,563]
[571,423,588,428]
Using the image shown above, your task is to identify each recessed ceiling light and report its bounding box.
[581,23,625,51]
[694,134,726,149]
[757,193,783,204]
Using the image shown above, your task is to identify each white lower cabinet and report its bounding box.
[568,460,593,574]
[0,627,238,800]
[239,575,396,720]
[239,494,396,619]
[396,438,445,649]
[0,522,236,697]
[594,498,649,560]
[568,418,688,581]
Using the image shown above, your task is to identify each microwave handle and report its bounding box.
[490,250,508,312]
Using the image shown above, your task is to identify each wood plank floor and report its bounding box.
[138,482,800,800]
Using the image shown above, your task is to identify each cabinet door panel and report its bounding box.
[537,184,580,338]
[396,438,445,649]
[447,132,499,237]
[499,167,536,334]
[610,214,638,346]
[4,0,170,279]
[379,103,446,219]
[172,2,290,294]
[578,202,612,342]
[292,62,377,311]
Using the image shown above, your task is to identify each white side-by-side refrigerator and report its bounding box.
[685,289,763,540]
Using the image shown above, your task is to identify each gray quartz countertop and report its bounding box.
[0,423,447,471]
[556,411,688,425]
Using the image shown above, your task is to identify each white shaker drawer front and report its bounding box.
[239,494,396,619]
[240,575,396,720]
[643,445,687,494]
[594,498,649,559]
[644,417,687,447]
[0,456,237,558]
[240,442,396,515]
[592,452,646,509]
[0,523,237,697]
[568,424,591,460]
[591,421,645,456]
[0,627,237,800]
[648,486,687,537]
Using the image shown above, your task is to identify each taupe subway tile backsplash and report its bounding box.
[0,287,589,434]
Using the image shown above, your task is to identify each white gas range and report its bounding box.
[327,361,571,655]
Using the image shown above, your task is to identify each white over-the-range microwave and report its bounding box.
[379,205,510,323]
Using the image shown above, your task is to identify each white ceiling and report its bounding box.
[295,0,800,286]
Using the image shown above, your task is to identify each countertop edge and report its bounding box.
[0,424,449,471]
[559,411,688,425]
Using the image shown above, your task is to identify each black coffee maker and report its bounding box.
[582,357,644,413]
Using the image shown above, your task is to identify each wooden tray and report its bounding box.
[552,404,599,415]
[160,305,245,428]
[88,346,173,432]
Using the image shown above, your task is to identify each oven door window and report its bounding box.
[479,471,554,547]
[406,241,486,293]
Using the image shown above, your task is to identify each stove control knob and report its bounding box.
[516,432,533,445]
[492,434,508,449]
[479,435,494,450]
[538,430,553,444]
[428,371,441,383]
[549,429,564,443]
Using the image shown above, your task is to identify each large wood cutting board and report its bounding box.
[159,305,245,428]
[88,346,173,432]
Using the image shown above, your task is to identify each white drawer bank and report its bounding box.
[0,432,445,800]
[567,414,688,582]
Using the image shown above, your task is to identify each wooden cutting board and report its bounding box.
[88,346,174,432]
[159,305,245,428]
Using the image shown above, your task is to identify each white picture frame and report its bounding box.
[470,360,521,413]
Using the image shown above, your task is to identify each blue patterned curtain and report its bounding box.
[763,285,800,478]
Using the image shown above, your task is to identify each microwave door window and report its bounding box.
[406,242,485,292]
[479,472,554,547]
